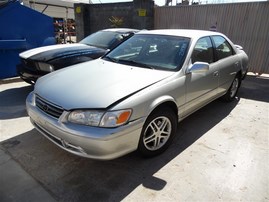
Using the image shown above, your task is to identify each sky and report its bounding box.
[90,0,267,6]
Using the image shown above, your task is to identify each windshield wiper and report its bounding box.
[103,56,118,63]
[118,59,154,69]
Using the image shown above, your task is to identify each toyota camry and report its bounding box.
[26,29,248,160]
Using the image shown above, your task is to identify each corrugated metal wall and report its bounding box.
[155,2,269,74]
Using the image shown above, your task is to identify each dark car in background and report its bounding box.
[17,28,138,84]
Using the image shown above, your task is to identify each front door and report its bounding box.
[184,36,219,117]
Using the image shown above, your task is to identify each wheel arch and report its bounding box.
[138,95,179,157]
[147,95,178,121]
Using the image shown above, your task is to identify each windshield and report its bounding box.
[79,31,126,49]
[104,34,190,71]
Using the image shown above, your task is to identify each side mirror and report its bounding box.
[187,62,209,74]
[234,45,243,50]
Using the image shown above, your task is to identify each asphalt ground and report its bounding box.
[0,74,268,202]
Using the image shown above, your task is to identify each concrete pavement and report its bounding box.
[0,74,268,201]
[0,147,56,202]
[0,81,56,201]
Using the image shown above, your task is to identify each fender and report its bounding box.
[147,95,178,118]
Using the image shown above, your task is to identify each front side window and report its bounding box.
[191,37,214,64]
[212,36,234,60]
[104,34,190,71]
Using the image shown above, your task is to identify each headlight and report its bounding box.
[68,110,104,126]
[68,109,132,128]
[37,62,54,72]
[100,110,132,127]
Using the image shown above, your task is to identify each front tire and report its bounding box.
[137,107,177,157]
[222,74,241,102]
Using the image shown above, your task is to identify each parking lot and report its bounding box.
[0,74,268,202]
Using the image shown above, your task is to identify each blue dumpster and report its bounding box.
[0,0,55,79]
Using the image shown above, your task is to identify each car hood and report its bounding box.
[35,59,174,110]
[19,43,106,62]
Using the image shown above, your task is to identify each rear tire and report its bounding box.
[222,74,241,102]
[137,107,177,157]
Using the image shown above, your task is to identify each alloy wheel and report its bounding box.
[230,77,239,98]
[143,116,172,151]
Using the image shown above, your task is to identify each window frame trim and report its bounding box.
[190,36,216,64]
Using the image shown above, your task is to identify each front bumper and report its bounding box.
[26,92,144,160]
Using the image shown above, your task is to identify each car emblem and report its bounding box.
[61,140,67,148]
[42,104,49,112]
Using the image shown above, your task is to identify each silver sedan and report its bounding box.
[26,29,248,160]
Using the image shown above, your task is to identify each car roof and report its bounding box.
[137,29,224,40]
[101,28,139,33]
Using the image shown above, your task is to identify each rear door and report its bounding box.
[211,35,240,96]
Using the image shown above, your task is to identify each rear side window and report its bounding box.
[79,31,126,49]
[191,37,214,64]
[212,36,234,60]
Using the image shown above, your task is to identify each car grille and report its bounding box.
[35,95,64,118]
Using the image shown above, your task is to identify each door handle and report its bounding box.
[213,71,219,77]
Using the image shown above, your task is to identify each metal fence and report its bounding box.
[155,2,269,74]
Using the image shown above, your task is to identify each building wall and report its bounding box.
[24,3,75,19]
[155,2,269,74]
[75,0,154,41]
[22,0,91,19]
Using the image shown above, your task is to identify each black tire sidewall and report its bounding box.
[223,75,241,102]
